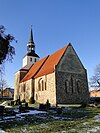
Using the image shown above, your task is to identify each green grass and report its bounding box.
[0,106,100,133]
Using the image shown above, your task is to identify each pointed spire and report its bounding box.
[27,26,35,53]
[28,25,34,44]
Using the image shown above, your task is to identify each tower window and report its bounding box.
[34,58,36,62]
[30,58,32,62]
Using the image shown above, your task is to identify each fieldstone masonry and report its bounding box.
[34,73,56,105]
[56,46,89,104]
[56,71,89,104]
[14,44,89,105]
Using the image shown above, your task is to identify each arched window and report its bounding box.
[38,78,42,91]
[77,80,81,93]
[65,80,69,93]
[45,82,46,90]
[70,77,73,93]
[42,80,44,91]
[38,78,44,91]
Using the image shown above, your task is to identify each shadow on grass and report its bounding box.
[0,105,100,132]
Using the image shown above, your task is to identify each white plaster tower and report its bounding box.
[22,27,39,67]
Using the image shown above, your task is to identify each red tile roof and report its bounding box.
[20,44,71,82]
[34,45,68,78]
[90,90,100,97]
[20,55,49,83]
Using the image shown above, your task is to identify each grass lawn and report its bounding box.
[0,104,100,133]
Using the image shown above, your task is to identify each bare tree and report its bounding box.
[90,64,100,90]
[0,79,7,98]
[0,69,7,98]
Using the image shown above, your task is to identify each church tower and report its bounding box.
[22,27,39,67]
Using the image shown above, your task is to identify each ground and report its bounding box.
[0,101,100,133]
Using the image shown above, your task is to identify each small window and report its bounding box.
[70,77,73,93]
[38,78,42,91]
[77,80,81,93]
[38,78,45,91]
[34,58,37,62]
[42,80,44,91]
[30,58,32,62]
[38,81,41,91]
[65,80,69,93]
[45,82,46,90]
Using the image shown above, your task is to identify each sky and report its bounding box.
[0,0,100,88]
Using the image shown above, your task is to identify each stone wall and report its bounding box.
[35,73,56,105]
[20,79,33,102]
[14,44,89,105]
[55,45,89,104]
[56,71,89,104]
[14,71,20,100]
[14,70,28,101]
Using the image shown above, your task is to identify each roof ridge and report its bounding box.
[34,44,69,78]
[55,44,70,66]
[20,44,72,81]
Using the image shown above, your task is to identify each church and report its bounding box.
[14,28,89,105]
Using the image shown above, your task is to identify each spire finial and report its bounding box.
[28,25,34,44]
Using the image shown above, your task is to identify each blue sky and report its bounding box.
[0,0,100,88]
